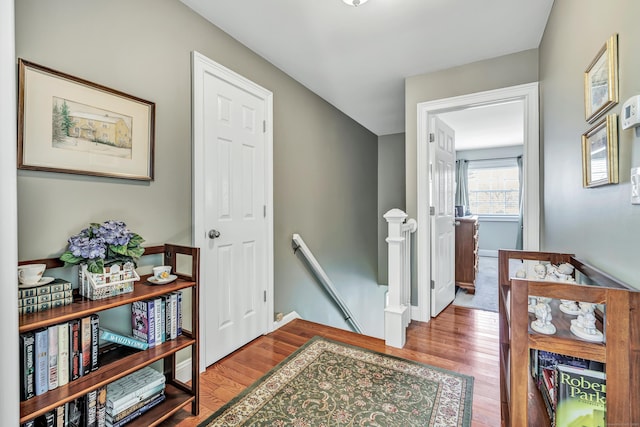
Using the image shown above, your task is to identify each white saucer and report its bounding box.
[18,276,55,288]
[148,274,177,285]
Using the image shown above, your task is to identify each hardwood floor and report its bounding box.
[163,304,500,427]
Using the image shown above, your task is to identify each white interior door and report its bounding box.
[430,116,456,316]
[192,52,273,368]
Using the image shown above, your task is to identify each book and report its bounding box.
[108,393,165,427]
[176,291,183,336]
[69,319,81,381]
[169,292,178,340]
[106,390,163,423]
[34,328,48,396]
[99,328,149,350]
[49,278,73,293]
[165,294,172,341]
[20,331,36,401]
[96,385,107,427]
[55,405,65,427]
[65,395,85,427]
[34,410,55,427]
[57,322,70,387]
[154,297,162,345]
[85,389,98,427]
[91,314,100,372]
[131,299,155,347]
[106,366,165,411]
[80,316,92,376]
[555,364,606,427]
[537,350,590,390]
[47,325,58,390]
[160,296,166,343]
[107,383,165,417]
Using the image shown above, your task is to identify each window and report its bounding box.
[467,158,520,216]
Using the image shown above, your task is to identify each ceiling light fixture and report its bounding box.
[343,0,369,6]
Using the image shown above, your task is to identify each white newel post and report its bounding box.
[384,209,409,348]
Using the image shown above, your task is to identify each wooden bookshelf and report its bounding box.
[18,244,200,426]
[498,250,640,426]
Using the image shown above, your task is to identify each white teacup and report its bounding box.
[152,265,172,281]
[18,263,46,285]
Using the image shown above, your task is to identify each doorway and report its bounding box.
[192,51,274,371]
[416,83,540,321]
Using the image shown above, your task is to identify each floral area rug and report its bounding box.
[198,336,473,427]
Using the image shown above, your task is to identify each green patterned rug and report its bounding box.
[199,336,473,426]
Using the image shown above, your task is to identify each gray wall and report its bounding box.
[405,49,539,219]
[457,145,523,254]
[15,0,380,335]
[378,133,406,284]
[539,0,640,287]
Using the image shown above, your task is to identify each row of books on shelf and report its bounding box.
[131,291,183,348]
[18,279,73,314]
[20,290,184,401]
[21,385,106,427]
[21,367,166,427]
[531,349,606,427]
[20,314,100,401]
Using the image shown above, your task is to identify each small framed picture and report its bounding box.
[18,59,155,180]
[582,114,618,188]
[584,34,618,123]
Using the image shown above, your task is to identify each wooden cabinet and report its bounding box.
[455,216,478,294]
[498,249,639,426]
[18,244,200,426]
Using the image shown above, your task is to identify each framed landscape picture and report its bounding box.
[18,59,155,180]
[582,114,618,188]
[584,34,618,123]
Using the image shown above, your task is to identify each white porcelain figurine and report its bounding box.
[531,298,556,335]
[570,302,604,342]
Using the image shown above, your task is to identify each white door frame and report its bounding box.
[1,1,20,424]
[415,82,540,321]
[191,51,274,372]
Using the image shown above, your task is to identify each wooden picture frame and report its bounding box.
[582,114,618,188]
[18,59,155,180]
[584,34,618,123]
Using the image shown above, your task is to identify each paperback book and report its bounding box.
[555,365,606,427]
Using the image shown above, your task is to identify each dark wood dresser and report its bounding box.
[455,215,479,294]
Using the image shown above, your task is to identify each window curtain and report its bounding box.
[516,155,524,249]
[455,159,469,212]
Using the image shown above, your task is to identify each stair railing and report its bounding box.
[384,208,417,348]
[292,233,363,334]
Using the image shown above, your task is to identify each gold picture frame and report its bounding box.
[18,59,155,180]
[584,34,618,123]
[582,114,618,188]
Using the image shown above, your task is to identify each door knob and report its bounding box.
[208,229,221,239]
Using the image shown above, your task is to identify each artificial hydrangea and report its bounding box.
[60,220,145,273]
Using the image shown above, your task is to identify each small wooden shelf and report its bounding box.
[18,243,200,426]
[498,249,640,426]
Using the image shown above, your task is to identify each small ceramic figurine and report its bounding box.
[554,263,576,282]
[570,302,604,342]
[515,269,527,279]
[533,263,547,280]
[559,299,580,315]
[531,298,556,334]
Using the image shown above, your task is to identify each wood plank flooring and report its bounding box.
[162,304,500,427]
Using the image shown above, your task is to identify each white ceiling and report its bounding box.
[180,0,553,138]
[439,101,524,151]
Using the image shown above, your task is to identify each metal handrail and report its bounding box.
[292,233,363,334]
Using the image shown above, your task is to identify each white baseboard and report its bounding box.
[176,358,192,383]
[411,305,425,322]
[273,311,302,330]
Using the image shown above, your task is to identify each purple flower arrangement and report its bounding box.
[60,220,145,274]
